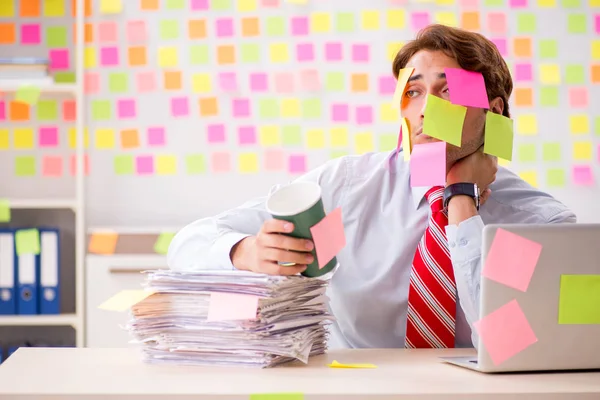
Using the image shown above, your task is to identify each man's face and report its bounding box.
[401,50,494,166]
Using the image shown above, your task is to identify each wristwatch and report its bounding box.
[443,183,480,211]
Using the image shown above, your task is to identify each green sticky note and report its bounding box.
[484,0,504,5]
[331,150,348,159]
[109,73,129,93]
[561,0,580,6]
[325,72,345,91]
[15,156,36,176]
[259,99,279,119]
[154,232,176,254]
[336,12,355,32]
[266,16,285,36]
[37,100,58,121]
[190,45,209,65]
[542,142,561,161]
[565,64,585,84]
[0,199,10,223]
[559,275,600,324]
[160,20,179,40]
[282,125,302,146]
[517,143,536,162]
[166,0,185,9]
[423,94,467,147]
[15,229,40,255]
[547,168,566,187]
[250,394,304,400]
[540,87,559,107]
[484,112,514,161]
[595,117,600,136]
[212,0,232,10]
[241,43,260,63]
[16,86,41,105]
[517,13,536,33]
[92,100,112,120]
[302,99,322,119]
[46,26,67,48]
[379,134,397,151]
[539,40,558,59]
[54,72,76,83]
[114,155,134,175]
[568,13,586,33]
[185,154,206,174]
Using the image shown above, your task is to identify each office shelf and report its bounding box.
[0,80,77,94]
[7,199,78,211]
[0,314,78,328]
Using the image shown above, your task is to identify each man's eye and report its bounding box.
[405,90,419,98]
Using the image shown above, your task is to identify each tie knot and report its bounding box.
[425,186,445,213]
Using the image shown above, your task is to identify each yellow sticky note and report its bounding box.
[100,0,122,14]
[192,73,212,93]
[402,118,411,161]
[14,128,34,149]
[269,43,289,63]
[519,171,538,187]
[15,229,40,256]
[98,290,155,312]
[355,132,374,154]
[592,40,600,60]
[84,47,96,69]
[0,199,10,223]
[88,231,118,254]
[569,115,589,135]
[259,126,280,146]
[380,102,399,122]
[156,155,177,175]
[592,0,600,6]
[435,12,458,27]
[436,0,455,4]
[387,10,405,29]
[573,141,592,160]
[537,0,556,6]
[311,12,331,32]
[328,360,377,369]
[154,232,176,255]
[44,0,65,17]
[95,129,115,149]
[68,127,90,149]
[387,42,404,62]
[306,129,325,149]
[237,0,257,11]
[498,157,511,167]
[539,64,561,84]
[361,10,380,30]
[330,127,348,147]
[393,68,415,113]
[238,153,259,173]
[281,98,301,118]
[0,1,15,17]
[158,47,178,68]
[516,114,538,135]
[0,129,8,149]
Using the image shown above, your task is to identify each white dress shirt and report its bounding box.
[167,149,577,350]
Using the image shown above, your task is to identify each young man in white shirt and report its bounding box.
[168,24,576,349]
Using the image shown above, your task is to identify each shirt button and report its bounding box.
[459,239,468,247]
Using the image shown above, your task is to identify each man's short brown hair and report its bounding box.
[392,24,513,118]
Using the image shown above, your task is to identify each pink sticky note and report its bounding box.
[572,165,594,186]
[21,24,41,45]
[300,69,320,91]
[274,72,295,93]
[100,46,119,66]
[147,127,165,146]
[379,76,396,95]
[288,154,306,174]
[515,63,533,82]
[0,101,5,121]
[49,49,69,70]
[136,155,154,175]
[411,12,430,31]
[409,142,447,187]
[63,100,76,121]
[207,292,259,322]
[296,43,315,62]
[483,228,542,292]
[510,0,527,7]
[39,127,59,147]
[215,18,234,37]
[461,0,479,8]
[352,44,370,63]
[331,104,349,122]
[445,68,489,109]
[127,21,147,42]
[218,72,237,91]
[491,38,507,57]
[170,96,189,117]
[595,14,600,34]
[238,126,256,145]
[207,124,226,143]
[324,42,343,62]
[137,71,155,92]
[569,87,588,108]
[249,73,268,92]
[191,0,209,10]
[355,105,373,125]
[310,207,346,269]
[291,16,309,36]
[85,73,100,94]
[265,149,284,171]
[69,154,90,176]
[211,152,231,172]
[42,156,63,177]
[474,300,538,366]
[98,21,117,42]
[488,13,506,33]
[233,98,251,117]
[117,99,136,119]
[261,0,279,7]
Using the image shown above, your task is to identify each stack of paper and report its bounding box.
[126,270,334,368]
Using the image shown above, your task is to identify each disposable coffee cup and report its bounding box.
[265,181,337,278]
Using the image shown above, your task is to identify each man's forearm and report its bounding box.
[447,195,478,226]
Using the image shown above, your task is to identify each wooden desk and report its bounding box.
[0,347,599,399]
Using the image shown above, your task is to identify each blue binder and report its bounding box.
[0,346,4,364]
[7,346,18,357]
[39,228,60,314]
[0,229,16,315]
[16,229,40,315]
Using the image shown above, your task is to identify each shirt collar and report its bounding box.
[386,147,433,210]
[411,186,429,210]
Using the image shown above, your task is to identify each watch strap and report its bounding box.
[443,183,479,210]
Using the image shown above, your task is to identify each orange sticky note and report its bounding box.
[88,232,118,254]
[310,207,346,269]
[241,17,259,37]
[199,97,218,116]
[217,44,235,65]
[140,0,159,10]
[128,47,147,66]
[164,71,182,90]
[351,73,369,92]
[188,19,207,39]
[120,129,139,149]
[21,0,41,17]
[9,101,30,121]
[515,88,533,107]
[513,37,532,58]
[0,23,16,44]
[207,292,259,321]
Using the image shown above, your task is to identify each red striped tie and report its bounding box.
[405,186,457,348]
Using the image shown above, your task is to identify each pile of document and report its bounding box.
[126,270,334,368]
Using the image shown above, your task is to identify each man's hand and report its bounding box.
[447,145,497,207]
[230,219,314,275]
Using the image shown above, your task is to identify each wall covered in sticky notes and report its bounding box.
[0,0,599,227]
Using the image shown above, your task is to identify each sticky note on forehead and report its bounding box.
[444,68,489,109]
[423,94,466,147]
[392,67,415,111]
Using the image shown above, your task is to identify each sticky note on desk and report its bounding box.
[474,299,537,366]
[0,199,10,223]
[207,292,259,321]
[88,232,118,254]
[98,290,155,312]
[15,229,40,256]
[484,112,514,161]
[310,207,346,269]
[558,275,600,324]
[154,232,176,254]
[328,360,377,369]
[482,228,542,292]
[392,67,414,111]
[250,394,304,400]
[15,86,41,106]
[422,94,466,147]
[445,68,489,109]
[409,141,446,187]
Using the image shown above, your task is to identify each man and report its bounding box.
[168,25,576,350]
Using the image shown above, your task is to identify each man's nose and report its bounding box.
[419,94,429,118]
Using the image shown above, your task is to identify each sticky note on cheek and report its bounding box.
[309,207,346,269]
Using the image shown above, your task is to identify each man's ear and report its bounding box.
[489,97,504,115]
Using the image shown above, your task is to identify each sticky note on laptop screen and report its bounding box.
[482,228,542,292]
[558,275,600,324]
[444,68,489,109]
[422,94,466,147]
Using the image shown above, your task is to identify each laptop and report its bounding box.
[441,223,600,373]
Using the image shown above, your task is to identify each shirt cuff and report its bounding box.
[211,232,252,270]
[445,216,484,264]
